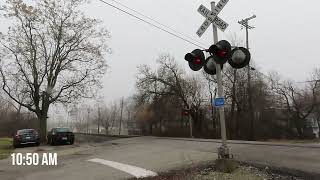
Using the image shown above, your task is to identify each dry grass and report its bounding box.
[0,137,13,160]
[132,161,302,180]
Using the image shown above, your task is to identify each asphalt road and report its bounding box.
[0,136,319,180]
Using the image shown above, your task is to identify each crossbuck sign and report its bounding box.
[196,0,229,37]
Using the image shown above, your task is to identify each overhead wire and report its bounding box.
[107,0,208,48]
[97,0,207,49]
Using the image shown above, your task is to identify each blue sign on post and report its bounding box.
[214,98,225,107]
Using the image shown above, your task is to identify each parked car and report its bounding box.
[13,129,40,148]
[47,127,75,145]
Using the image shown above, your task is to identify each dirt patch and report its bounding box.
[131,162,305,180]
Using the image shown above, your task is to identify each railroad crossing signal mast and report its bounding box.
[184,0,252,159]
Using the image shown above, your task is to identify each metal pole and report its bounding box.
[211,1,229,158]
[119,97,124,135]
[239,15,256,141]
[98,107,101,134]
[246,22,254,140]
[87,108,90,134]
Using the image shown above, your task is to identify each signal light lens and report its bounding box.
[217,50,227,57]
[231,49,246,64]
[228,47,251,69]
[193,59,201,65]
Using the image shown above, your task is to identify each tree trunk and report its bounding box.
[317,120,320,138]
[39,114,47,143]
[105,121,109,135]
[293,117,303,138]
[159,117,162,135]
[235,106,241,139]
[149,122,153,135]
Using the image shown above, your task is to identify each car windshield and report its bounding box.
[17,129,36,135]
[55,128,71,133]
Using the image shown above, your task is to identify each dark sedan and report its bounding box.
[13,129,40,148]
[47,127,74,145]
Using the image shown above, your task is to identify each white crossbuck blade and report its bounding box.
[197,0,229,37]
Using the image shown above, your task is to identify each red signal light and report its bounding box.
[216,50,227,57]
[193,58,201,65]
[184,49,205,71]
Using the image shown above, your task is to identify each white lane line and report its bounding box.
[88,158,158,178]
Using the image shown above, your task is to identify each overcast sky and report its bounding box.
[80,0,320,103]
[1,0,320,104]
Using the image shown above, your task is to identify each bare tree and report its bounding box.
[136,54,206,136]
[269,71,319,137]
[0,0,110,142]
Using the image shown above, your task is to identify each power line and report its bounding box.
[296,80,320,83]
[108,0,208,48]
[97,0,206,49]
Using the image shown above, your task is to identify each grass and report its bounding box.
[194,166,267,180]
[0,137,13,160]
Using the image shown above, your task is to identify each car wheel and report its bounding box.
[13,143,19,148]
[50,138,55,146]
[35,142,40,146]
[70,140,74,145]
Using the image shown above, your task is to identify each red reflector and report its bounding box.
[217,50,227,57]
[193,59,201,65]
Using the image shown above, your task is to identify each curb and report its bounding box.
[74,133,140,139]
[151,136,320,149]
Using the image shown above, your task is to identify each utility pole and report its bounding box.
[98,107,101,134]
[208,82,216,133]
[119,98,124,135]
[87,108,90,134]
[238,15,256,140]
[211,1,229,158]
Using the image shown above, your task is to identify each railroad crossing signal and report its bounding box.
[184,49,206,71]
[184,40,250,73]
[208,40,232,65]
[196,0,230,37]
[228,47,251,69]
[204,56,223,75]
[191,0,252,160]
